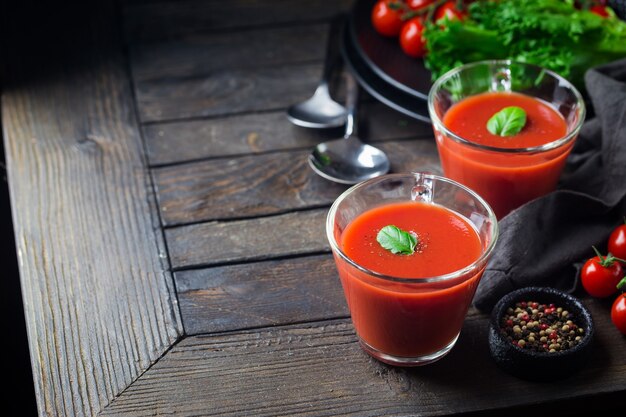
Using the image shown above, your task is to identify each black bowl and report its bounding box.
[488,287,594,381]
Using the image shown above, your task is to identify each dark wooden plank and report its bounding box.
[166,209,329,269]
[124,0,353,42]
[155,151,345,226]
[130,24,329,84]
[144,101,432,165]
[176,255,348,335]
[135,62,323,122]
[100,300,625,416]
[127,10,352,124]
[127,8,384,124]
[154,139,440,226]
[2,2,183,416]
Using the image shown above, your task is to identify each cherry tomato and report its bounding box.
[371,0,405,37]
[581,249,623,298]
[400,18,427,57]
[434,1,467,22]
[589,5,610,17]
[612,293,626,334]
[407,0,435,10]
[608,221,626,261]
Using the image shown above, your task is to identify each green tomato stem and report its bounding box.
[592,246,626,267]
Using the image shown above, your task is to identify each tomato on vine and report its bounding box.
[371,0,405,37]
[611,278,626,335]
[406,0,435,10]
[400,17,427,57]
[580,247,624,298]
[434,0,467,22]
[608,219,626,261]
[589,5,610,17]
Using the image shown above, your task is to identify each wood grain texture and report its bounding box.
[135,62,324,123]
[176,255,348,335]
[154,139,440,226]
[144,101,432,165]
[130,24,329,84]
[166,209,329,269]
[2,2,182,416]
[155,151,346,226]
[100,300,626,416]
[127,11,350,123]
[123,0,353,42]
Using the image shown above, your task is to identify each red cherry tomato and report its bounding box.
[589,5,610,17]
[435,1,467,22]
[608,222,626,261]
[611,292,626,335]
[371,0,405,37]
[581,249,623,298]
[407,0,435,10]
[400,18,427,57]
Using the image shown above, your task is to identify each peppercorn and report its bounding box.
[499,300,585,353]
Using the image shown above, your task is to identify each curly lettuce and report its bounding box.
[424,0,626,85]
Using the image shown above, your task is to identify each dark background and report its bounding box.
[1,121,38,415]
[1,1,67,413]
[1,0,37,410]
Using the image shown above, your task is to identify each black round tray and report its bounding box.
[341,0,432,122]
[349,0,433,99]
[341,18,430,123]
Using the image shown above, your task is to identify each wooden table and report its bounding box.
[3,1,624,415]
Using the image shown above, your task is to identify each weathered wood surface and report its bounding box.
[144,101,432,166]
[124,0,353,42]
[175,255,348,335]
[129,20,329,123]
[154,140,440,226]
[2,2,183,416]
[130,24,330,84]
[166,209,329,269]
[100,300,626,416]
[6,0,624,414]
[127,4,351,123]
[136,62,327,122]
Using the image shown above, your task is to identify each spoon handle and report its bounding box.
[319,16,344,89]
[344,72,358,139]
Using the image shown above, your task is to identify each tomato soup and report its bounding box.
[336,201,484,359]
[437,91,571,218]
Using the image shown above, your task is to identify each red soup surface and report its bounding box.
[337,201,484,358]
[438,91,570,218]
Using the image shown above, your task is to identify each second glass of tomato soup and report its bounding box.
[326,173,498,366]
[428,60,585,219]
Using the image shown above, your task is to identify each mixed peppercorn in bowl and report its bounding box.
[488,287,594,380]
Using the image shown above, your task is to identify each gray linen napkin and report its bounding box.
[473,58,626,312]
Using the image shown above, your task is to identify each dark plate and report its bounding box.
[341,17,431,123]
[349,0,433,100]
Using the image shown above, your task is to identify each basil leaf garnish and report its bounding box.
[487,106,527,137]
[376,225,418,255]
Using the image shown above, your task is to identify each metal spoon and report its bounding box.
[308,73,390,184]
[286,18,347,129]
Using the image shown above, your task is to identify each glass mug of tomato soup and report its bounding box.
[428,60,585,219]
[326,173,498,366]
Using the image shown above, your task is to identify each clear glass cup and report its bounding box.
[326,173,498,366]
[428,60,585,219]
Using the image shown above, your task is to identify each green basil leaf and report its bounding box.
[486,106,527,137]
[376,225,418,255]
